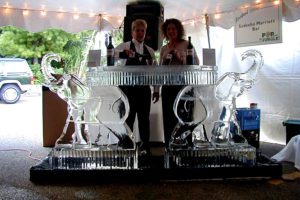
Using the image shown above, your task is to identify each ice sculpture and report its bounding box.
[170,50,263,149]
[170,85,215,149]
[211,49,264,146]
[41,53,135,149]
[41,53,90,147]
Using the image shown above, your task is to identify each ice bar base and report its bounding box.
[30,149,282,183]
[165,144,256,169]
[49,147,138,170]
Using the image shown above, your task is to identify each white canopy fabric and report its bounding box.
[272,135,300,170]
[1,0,300,32]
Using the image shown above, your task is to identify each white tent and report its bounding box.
[1,0,300,145]
[1,0,300,32]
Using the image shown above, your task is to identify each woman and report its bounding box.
[159,18,199,148]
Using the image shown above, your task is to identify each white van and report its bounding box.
[0,58,34,104]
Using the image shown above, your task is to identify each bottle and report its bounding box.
[106,36,115,66]
[186,36,194,65]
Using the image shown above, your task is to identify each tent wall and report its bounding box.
[204,20,300,145]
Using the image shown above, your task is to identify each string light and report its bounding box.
[40,10,46,16]
[102,15,109,21]
[0,5,106,22]
[181,21,187,25]
[178,0,285,27]
[190,20,195,26]
[214,13,221,19]
[240,4,250,10]
[22,10,29,16]
[57,12,64,19]
[4,7,10,15]
[89,12,95,17]
[73,13,79,20]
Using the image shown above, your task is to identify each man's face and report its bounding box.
[132,25,146,43]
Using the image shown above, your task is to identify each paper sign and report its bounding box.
[88,50,101,67]
[203,48,216,66]
[234,2,282,47]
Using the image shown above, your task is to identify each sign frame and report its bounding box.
[234,2,282,47]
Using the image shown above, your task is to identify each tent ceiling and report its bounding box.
[1,0,300,32]
[1,0,263,20]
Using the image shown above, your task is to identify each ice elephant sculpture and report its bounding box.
[41,53,135,149]
[211,49,264,146]
[170,49,263,149]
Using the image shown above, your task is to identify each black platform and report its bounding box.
[30,154,282,183]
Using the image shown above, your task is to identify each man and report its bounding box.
[115,19,159,154]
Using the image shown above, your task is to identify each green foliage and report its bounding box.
[0,26,74,62]
[29,64,43,84]
[0,26,94,84]
[30,63,63,84]
[112,29,123,46]
[39,29,75,55]
[0,26,31,58]
[62,30,95,74]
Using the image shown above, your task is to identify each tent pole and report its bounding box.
[205,14,211,49]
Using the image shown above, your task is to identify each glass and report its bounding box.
[114,49,126,66]
[160,49,186,65]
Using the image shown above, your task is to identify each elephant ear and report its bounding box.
[173,86,207,126]
[239,49,264,82]
[41,53,62,85]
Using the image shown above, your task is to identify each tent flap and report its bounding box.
[0,8,102,33]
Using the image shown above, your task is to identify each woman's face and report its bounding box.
[166,23,178,41]
[132,25,146,43]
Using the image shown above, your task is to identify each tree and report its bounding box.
[0,26,31,59]
[0,26,95,83]
[0,26,79,64]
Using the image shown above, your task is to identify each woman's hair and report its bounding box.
[131,19,147,31]
[161,18,185,41]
